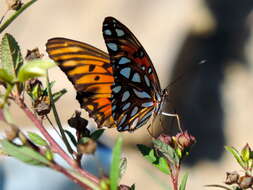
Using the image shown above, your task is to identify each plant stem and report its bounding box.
[171,166,180,190]
[46,73,74,155]
[51,163,99,190]
[0,0,37,33]
[18,100,100,186]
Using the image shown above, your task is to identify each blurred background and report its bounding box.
[1,0,253,189]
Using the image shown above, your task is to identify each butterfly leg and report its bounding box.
[161,112,182,132]
[147,124,156,138]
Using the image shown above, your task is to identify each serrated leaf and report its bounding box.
[1,140,50,165]
[110,136,122,190]
[52,88,67,102]
[64,130,77,146]
[90,129,105,140]
[28,132,48,146]
[1,33,23,78]
[153,139,179,165]
[137,144,171,174]
[17,59,55,82]
[179,173,188,190]
[225,146,246,168]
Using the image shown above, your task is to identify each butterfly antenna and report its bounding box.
[161,112,182,132]
[165,60,206,91]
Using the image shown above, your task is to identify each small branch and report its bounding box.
[46,73,74,155]
[17,100,100,185]
[0,0,37,33]
[50,163,95,190]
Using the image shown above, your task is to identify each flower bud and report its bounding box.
[68,111,89,135]
[157,133,173,146]
[238,175,253,189]
[175,131,196,150]
[225,171,239,185]
[5,127,18,140]
[34,97,51,116]
[25,48,43,61]
[6,0,22,11]
[77,138,97,154]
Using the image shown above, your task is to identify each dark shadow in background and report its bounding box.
[167,0,253,164]
[0,165,5,190]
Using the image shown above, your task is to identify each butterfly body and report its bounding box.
[46,17,166,132]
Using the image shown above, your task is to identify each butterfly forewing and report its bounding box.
[46,38,116,128]
[102,17,162,131]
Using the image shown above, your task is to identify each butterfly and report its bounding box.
[46,17,177,132]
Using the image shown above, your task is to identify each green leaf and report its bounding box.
[28,132,48,146]
[0,33,23,78]
[225,146,246,168]
[64,130,77,146]
[1,140,50,165]
[153,139,179,165]
[179,173,188,190]
[137,144,171,174]
[45,149,54,161]
[17,59,55,82]
[0,68,14,83]
[90,129,105,140]
[158,157,171,174]
[110,136,123,190]
[241,144,250,162]
[52,88,67,102]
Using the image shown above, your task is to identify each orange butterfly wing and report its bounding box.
[46,38,116,128]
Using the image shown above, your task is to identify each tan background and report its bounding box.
[1,0,253,189]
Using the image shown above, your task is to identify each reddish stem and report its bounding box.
[171,165,180,190]
[19,100,100,186]
[51,163,92,190]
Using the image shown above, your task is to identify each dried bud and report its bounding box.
[225,171,239,185]
[238,175,253,189]
[175,131,196,150]
[34,98,51,116]
[68,111,89,135]
[25,48,43,61]
[157,133,173,146]
[27,78,43,99]
[118,185,131,190]
[6,0,22,10]
[77,138,97,154]
[5,127,19,140]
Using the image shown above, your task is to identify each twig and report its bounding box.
[17,99,100,186]
[0,0,37,33]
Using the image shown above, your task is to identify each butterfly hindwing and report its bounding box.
[103,17,162,131]
[46,38,116,128]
